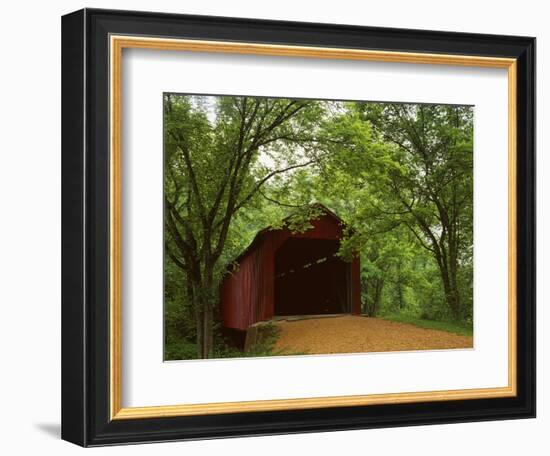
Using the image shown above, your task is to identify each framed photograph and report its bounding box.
[61,8,535,446]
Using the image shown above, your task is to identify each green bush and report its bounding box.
[164,335,198,360]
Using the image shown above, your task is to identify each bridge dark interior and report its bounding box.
[274,238,349,316]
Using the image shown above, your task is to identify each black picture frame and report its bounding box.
[62,8,536,447]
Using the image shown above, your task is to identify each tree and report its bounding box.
[356,103,473,320]
[164,95,323,358]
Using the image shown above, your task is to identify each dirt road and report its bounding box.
[272,315,472,354]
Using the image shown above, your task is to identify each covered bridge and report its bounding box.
[221,205,361,332]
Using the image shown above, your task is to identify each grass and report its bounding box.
[381,314,473,337]
[245,322,283,356]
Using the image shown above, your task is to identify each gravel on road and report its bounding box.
[272,315,473,355]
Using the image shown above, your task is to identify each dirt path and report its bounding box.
[272,315,472,355]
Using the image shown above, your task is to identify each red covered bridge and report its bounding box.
[221,205,361,332]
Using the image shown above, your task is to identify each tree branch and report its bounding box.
[405,222,436,253]
[165,243,186,270]
[233,160,316,215]
[258,189,308,208]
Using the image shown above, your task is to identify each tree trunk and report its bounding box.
[361,279,368,314]
[364,278,384,317]
[202,300,214,358]
[195,307,204,359]
[397,282,404,310]
[193,298,214,359]
[396,260,404,310]
[373,279,384,316]
[193,266,216,359]
[448,240,461,320]
[449,271,461,320]
[436,256,461,321]
[187,281,204,359]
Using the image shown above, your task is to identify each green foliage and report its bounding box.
[164,336,199,361]
[165,322,287,360]
[164,257,196,352]
[163,95,474,359]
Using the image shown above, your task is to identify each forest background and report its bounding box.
[163,94,474,360]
